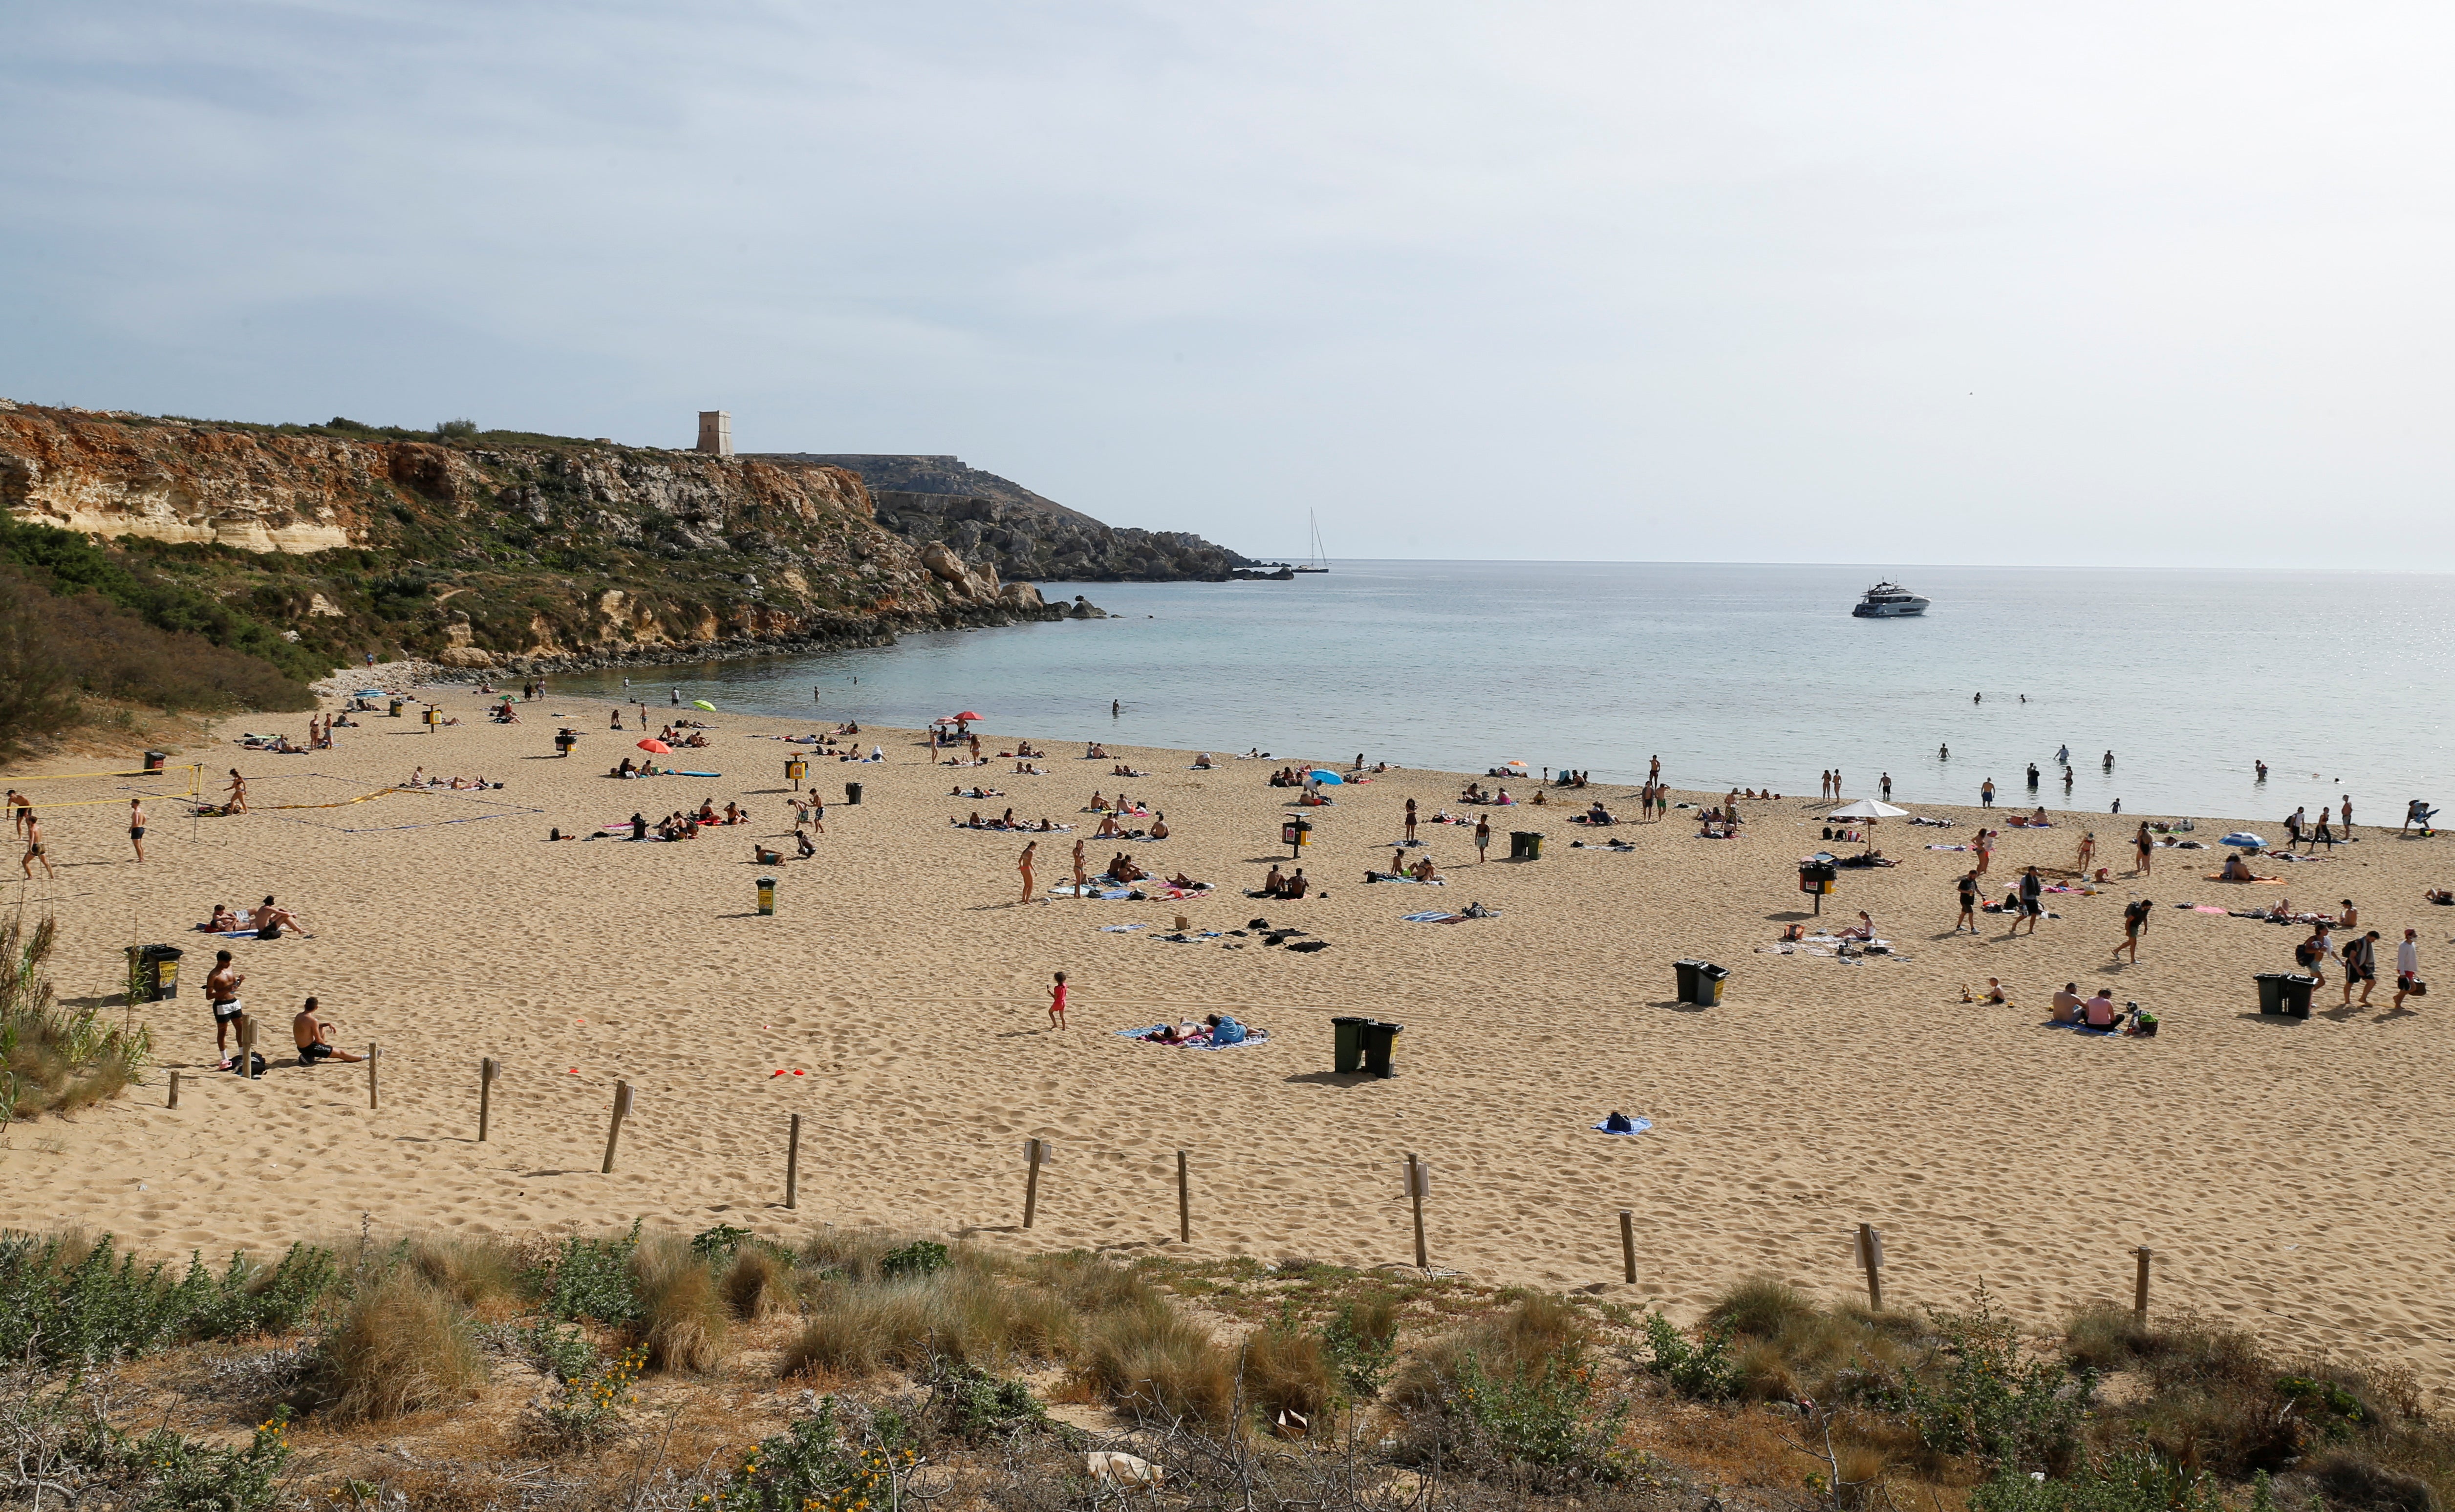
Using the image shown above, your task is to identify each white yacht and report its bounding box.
[1852,581,1931,618]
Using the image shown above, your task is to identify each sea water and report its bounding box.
[552,561,2455,821]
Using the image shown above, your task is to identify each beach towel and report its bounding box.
[1099,924,1145,933]
[1048,884,1135,899]
[677,770,722,778]
[2204,873,2286,884]
[1592,1117,1653,1135]
[2194,905,2229,914]
[1402,911,1453,922]
[1114,1023,1272,1050]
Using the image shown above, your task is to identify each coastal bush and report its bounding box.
[188,1242,339,1340]
[528,1343,646,1449]
[1967,1446,2224,1512]
[632,1233,732,1373]
[785,1265,1074,1378]
[1320,1297,1401,1400]
[0,518,325,686]
[535,1219,642,1325]
[1242,1309,1340,1427]
[926,1361,1048,1444]
[722,1243,796,1320]
[708,1395,914,1512]
[1392,1294,1589,1410]
[1694,1276,1918,1404]
[318,1268,486,1422]
[1637,1309,1739,1402]
[1890,1288,2086,1476]
[2,912,153,1121]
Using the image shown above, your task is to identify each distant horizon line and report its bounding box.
[1115,558,2455,576]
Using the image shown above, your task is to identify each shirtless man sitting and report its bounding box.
[2220,853,2259,881]
[293,996,364,1064]
[252,896,313,939]
[2049,982,2084,1022]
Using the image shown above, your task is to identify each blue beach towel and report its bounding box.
[1593,1116,1653,1135]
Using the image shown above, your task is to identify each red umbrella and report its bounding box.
[637,739,670,753]
[952,711,985,723]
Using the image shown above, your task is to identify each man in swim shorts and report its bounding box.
[20,810,53,880]
[252,896,312,939]
[129,799,147,862]
[293,996,363,1064]
[206,950,245,1069]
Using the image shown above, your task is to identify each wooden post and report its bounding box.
[238,1018,258,1081]
[1022,1138,1045,1228]
[1619,1209,1637,1284]
[601,1080,633,1173]
[1176,1150,1190,1243]
[1857,1223,1884,1311]
[478,1057,498,1141]
[366,1043,380,1109]
[785,1113,802,1210]
[1406,1153,1428,1269]
[167,1069,180,1109]
[2133,1246,2152,1318]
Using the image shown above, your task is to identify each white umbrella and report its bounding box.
[1828,799,1909,819]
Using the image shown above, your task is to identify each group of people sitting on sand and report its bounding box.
[609,757,675,778]
[1581,801,1617,825]
[1083,742,1112,760]
[951,785,1005,799]
[1108,763,1149,778]
[1365,849,1442,883]
[197,896,314,939]
[1458,782,1516,805]
[1136,1013,1251,1046]
[403,768,499,790]
[1085,792,1152,817]
[2045,982,2157,1034]
[954,810,1064,832]
[1266,767,1313,788]
[1252,865,1312,899]
[1093,811,1168,840]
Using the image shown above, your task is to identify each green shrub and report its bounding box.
[3,913,153,1121]
[881,1240,948,1279]
[926,1362,1048,1444]
[108,1406,296,1512]
[1448,1350,1625,1476]
[1967,1447,2223,1512]
[535,1220,642,1325]
[530,1344,646,1449]
[691,1223,759,1263]
[0,1231,189,1366]
[527,1318,598,1384]
[190,1243,338,1339]
[1638,1310,1739,1402]
[1321,1298,1400,1400]
[709,1396,912,1512]
[1891,1288,2087,1475]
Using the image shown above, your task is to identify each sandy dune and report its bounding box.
[3,692,2450,1385]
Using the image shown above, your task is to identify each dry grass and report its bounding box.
[408,1232,527,1318]
[1241,1319,1339,1428]
[1701,1276,1919,1403]
[1,912,152,1121]
[783,1265,1077,1379]
[319,1268,486,1422]
[1076,1297,1235,1424]
[721,1244,794,1321]
[1392,1294,1591,1409]
[632,1235,732,1374]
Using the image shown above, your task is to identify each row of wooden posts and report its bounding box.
[169,1062,2157,1316]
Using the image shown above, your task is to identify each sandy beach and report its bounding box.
[4,687,2451,1387]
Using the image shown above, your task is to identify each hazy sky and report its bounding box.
[4,2,2450,567]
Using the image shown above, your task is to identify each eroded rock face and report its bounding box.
[0,404,1088,666]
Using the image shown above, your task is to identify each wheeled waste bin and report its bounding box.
[2256,972,2290,1015]
[845,782,863,805]
[1674,959,1702,1001]
[124,943,183,1002]
[1695,962,1729,1005]
[2279,973,2317,1018]
[1332,1015,1371,1074]
[1357,1020,1402,1078]
[1510,831,1545,860]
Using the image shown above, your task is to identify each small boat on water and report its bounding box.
[1852,581,1931,618]
[1292,510,1329,573]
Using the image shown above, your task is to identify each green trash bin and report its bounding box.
[1358,1020,1402,1079]
[1332,1015,1370,1074]
[2255,972,2289,1015]
[124,943,183,1002]
[1510,831,1545,860]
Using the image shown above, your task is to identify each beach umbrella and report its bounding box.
[952,711,985,723]
[692,700,717,712]
[1828,799,1909,820]
[1308,769,1344,785]
[638,739,671,753]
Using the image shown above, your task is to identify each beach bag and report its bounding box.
[2409,978,2430,997]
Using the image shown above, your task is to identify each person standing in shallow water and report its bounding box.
[1880,772,1893,801]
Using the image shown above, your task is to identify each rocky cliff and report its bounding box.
[775,453,1253,582]
[0,403,1106,675]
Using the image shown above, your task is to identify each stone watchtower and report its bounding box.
[696,411,733,456]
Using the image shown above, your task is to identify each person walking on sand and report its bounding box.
[205,950,245,1069]
[20,811,53,881]
[225,769,249,814]
[1017,840,1038,904]
[1404,798,1418,843]
[1955,870,1979,935]
[2395,929,2422,1009]
[128,799,147,862]
[2312,809,2335,852]
[1047,971,1069,1029]
[2114,896,2149,962]
[1071,837,1086,895]
[2133,822,2154,876]
[2076,831,2096,873]
[1475,815,1491,862]
[2342,930,2382,1007]
[2285,807,2305,848]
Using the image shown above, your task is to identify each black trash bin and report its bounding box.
[2255,972,2290,1014]
[1357,1020,1402,1079]
[845,781,864,805]
[1332,1015,1371,1074]
[1674,959,1703,1002]
[1696,962,1729,1005]
[2280,973,2318,1018]
[1509,831,1545,860]
[124,943,183,1002]
[143,749,168,772]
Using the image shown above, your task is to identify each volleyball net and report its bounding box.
[5,763,201,812]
